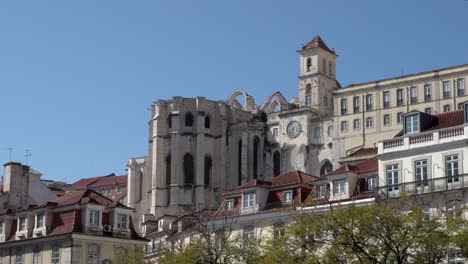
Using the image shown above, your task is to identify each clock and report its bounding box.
[286,121,301,138]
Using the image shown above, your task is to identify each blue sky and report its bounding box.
[0,0,467,183]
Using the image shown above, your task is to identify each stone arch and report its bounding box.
[262,91,288,113]
[227,90,256,111]
[320,160,333,176]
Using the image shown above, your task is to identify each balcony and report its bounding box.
[366,104,372,111]
[458,89,465,96]
[376,174,468,200]
[410,97,417,104]
[383,102,390,109]
[378,125,467,154]
[341,109,347,115]
[424,95,432,102]
[443,92,451,99]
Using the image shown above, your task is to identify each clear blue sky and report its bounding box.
[0,0,467,183]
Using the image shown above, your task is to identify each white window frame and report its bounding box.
[87,244,100,264]
[305,95,312,106]
[383,91,390,108]
[117,214,127,229]
[424,84,432,101]
[18,216,27,232]
[353,96,360,113]
[51,245,60,264]
[243,193,255,208]
[366,177,376,191]
[366,117,373,128]
[89,210,100,226]
[340,121,348,132]
[225,199,234,211]
[383,114,391,126]
[315,185,326,199]
[410,86,417,104]
[457,78,465,96]
[424,108,432,115]
[272,127,279,138]
[283,190,293,203]
[341,98,347,114]
[35,213,44,229]
[333,180,346,196]
[386,164,399,191]
[365,94,373,111]
[353,119,360,130]
[443,80,451,98]
[445,154,460,183]
[443,104,451,112]
[243,226,255,240]
[32,247,41,264]
[405,115,419,133]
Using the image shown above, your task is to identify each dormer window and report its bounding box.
[89,210,99,226]
[36,213,44,228]
[158,220,163,229]
[283,190,293,203]
[333,180,346,196]
[117,214,127,229]
[18,216,27,231]
[225,199,234,211]
[405,114,419,134]
[243,193,255,208]
[315,185,326,199]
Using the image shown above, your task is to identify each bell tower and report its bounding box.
[297,34,338,115]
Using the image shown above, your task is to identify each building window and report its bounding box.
[443,104,451,112]
[320,162,333,176]
[458,103,464,110]
[353,96,360,113]
[243,193,255,208]
[415,160,428,183]
[117,214,127,229]
[273,151,281,176]
[283,190,293,203]
[333,180,346,195]
[340,99,347,115]
[446,200,463,219]
[424,84,432,101]
[272,128,279,138]
[327,125,333,137]
[383,114,391,126]
[396,89,403,106]
[365,94,373,111]
[366,177,376,191]
[410,86,417,104]
[204,116,210,129]
[446,155,460,183]
[214,229,225,251]
[397,112,403,124]
[243,226,255,240]
[204,155,213,185]
[225,199,234,211]
[405,115,419,133]
[184,113,194,127]
[340,121,348,132]
[314,127,322,138]
[36,214,44,228]
[315,185,326,199]
[89,210,99,226]
[305,95,312,106]
[383,91,390,108]
[386,164,399,191]
[116,185,122,193]
[353,119,360,130]
[366,117,373,128]
[443,80,451,98]
[306,58,311,72]
[183,153,194,185]
[15,248,23,264]
[18,217,26,231]
[51,245,60,264]
[33,247,41,264]
[273,222,285,238]
[305,84,312,106]
[457,78,465,96]
[424,108,432,115]
[0,220,3,234]
[88,245,100,264]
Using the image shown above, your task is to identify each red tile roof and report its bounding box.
[92,175,127,188]
[302,34,336,54]
[345,64,468,88]
[71,175,107,190]
[348,148,378,157]
[422,109,464,132]
[325,157,378,176]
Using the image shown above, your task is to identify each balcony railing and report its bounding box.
[379,125,467,154]
[376,174,468,200]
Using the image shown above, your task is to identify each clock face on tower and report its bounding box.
[286,121,301,138]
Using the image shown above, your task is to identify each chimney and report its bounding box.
[3,162,29,193]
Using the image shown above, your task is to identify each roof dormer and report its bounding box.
[402,111,437,135]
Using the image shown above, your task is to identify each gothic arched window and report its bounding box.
[185,113,194,127]
[183,153,194,185]
[238,140,242,185]
[253,137,260,179]
[320,161,333,176]
[204,155,212,186]
[165,155,171,186]
[204,116,210,129]
[273,151,281,176]
[137,171,143,202]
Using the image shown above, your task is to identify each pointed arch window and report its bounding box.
[273,151,281,176]
[167,115,172,129]
[253,137,260,179]
[204,116,211,129]
[204,156,212,186]
[185,113,194,127]
[183,153,194,185]
[320,162,333,176]
[137,171,143,202]
[165,155,171,186]
[238,140,243,185]
[305,84,312,106]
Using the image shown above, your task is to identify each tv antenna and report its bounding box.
[25,149,32,166]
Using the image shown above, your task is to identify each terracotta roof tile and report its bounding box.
[348,148,378,157]
[302,34,335,54]
[325,157,378,177]
[91,175,127,188]
[422,109,464,132]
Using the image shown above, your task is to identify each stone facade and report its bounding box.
[126,34,468,228]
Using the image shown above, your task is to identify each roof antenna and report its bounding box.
[25,149,32,166]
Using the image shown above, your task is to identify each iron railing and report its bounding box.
[376,174,468,200]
